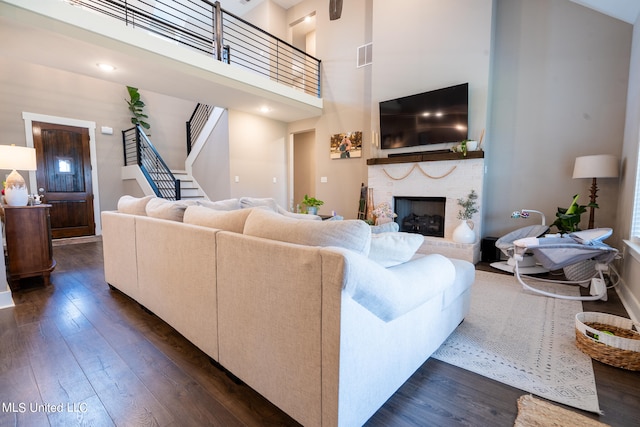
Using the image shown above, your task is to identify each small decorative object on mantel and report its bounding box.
[453,189,479,244]
[301,194,324,215]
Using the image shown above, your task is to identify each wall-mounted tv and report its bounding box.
[379,83,468,150]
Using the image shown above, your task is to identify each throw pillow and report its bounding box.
[145,198,194,222]
[368,232,424,267]
[117,195,155,216]
[239,197,279,212]
[370,221,399,234]
[197,198,240,211]
[243,208,372,256]
[183,205,253,233]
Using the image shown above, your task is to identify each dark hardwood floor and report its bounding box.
[1,241,638,426]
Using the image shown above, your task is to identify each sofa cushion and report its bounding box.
[368,232,424,267]
[145,198,194,222]
[244,208,372,256]
[184,205,253,233]
[197,198,241,211]
[117,195,155,216]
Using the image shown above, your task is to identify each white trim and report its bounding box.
[21,112,102,236]
[121,165,155,195]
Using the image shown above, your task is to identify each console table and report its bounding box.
[2,204,56,288]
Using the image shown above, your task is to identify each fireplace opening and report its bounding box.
[394,196,446,237]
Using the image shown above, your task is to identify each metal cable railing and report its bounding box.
[64,0,321,97]
[186,103,213,154]
[123,126,181,200]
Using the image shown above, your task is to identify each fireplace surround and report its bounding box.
[367,152,484,263]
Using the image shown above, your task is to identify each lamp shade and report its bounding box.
[572,154,619,179]
[0,144,37,171]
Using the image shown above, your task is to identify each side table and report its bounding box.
[2,204,56,288]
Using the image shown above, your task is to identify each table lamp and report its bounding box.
[0,144,37,206]
[572,154,619,229]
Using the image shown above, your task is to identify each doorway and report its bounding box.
[291,130,316,212]
[22,112,102,237]
[32,121,95,238]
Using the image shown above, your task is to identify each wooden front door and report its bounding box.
[32,121,95,239]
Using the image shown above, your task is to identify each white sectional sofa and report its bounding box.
[101,196,475,427]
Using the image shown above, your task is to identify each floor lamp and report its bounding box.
[572,154,619,229]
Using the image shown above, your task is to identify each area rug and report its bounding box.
[514,395,609,427]
[432,270,600,413]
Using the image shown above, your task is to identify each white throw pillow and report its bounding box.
[243,208,372,256]
[368,232,424,267]
[370,222,399,234]
[145,198,194,222]
[239,197,279,212]
[117,195,155,216]
[197,198,240,211]
[184,205,253,233]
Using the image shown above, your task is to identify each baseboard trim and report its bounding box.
[615,279,640,322]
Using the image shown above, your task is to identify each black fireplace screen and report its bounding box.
[394,196,446,237]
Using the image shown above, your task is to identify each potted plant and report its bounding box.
[125,86,150,132]
[551,194,589,234]
[301,194,324,215]
[453,189,479,243]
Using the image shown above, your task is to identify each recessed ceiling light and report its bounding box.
[97,63,116,72]
[260,106,271,113]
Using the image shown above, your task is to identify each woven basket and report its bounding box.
[575,312,640,371]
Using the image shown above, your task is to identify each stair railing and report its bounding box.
[186,103,214,154]
[122,125,181,200]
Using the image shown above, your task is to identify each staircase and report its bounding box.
[122,103,222,201]
[172,170,205,201]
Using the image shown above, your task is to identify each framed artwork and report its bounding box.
[330,131,362,159]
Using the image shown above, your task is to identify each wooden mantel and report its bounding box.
[366,150,484,165]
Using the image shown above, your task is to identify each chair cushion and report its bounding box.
[243,208,372,256]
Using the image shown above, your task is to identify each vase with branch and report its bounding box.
[453,189,479,243]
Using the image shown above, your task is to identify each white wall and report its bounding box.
[486,0,631,238]
[228,110,288,207]
[0,58,195,211]
[617,14,640,321]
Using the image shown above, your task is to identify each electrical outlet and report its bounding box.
[234,176,239,183]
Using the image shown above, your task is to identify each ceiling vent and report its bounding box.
[357,43,372,68]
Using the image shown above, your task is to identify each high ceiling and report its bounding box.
[569,0,639,24]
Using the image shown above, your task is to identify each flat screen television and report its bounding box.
[379,83,468,150]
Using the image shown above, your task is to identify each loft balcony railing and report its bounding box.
[63,0,322,97]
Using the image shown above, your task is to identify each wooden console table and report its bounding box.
[3,204,56,288]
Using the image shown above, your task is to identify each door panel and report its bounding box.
[32,122,95,239]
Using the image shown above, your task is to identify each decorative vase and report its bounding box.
[453,220,476,244]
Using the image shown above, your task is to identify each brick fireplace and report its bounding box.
[367,152,484,263]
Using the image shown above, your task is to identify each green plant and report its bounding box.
[457,189,479,220]
[125,86,150,130]
[301,194,324,208]
[551,194,591,233]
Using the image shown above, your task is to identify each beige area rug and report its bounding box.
[514,395,610,427]
[432,270,600,413]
